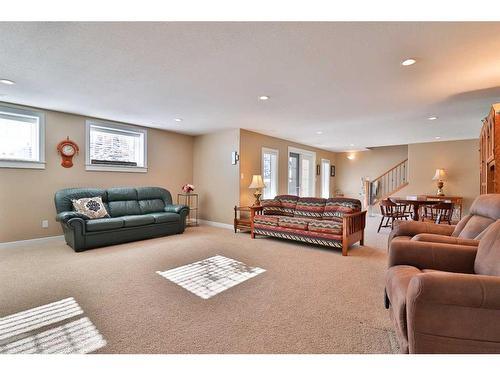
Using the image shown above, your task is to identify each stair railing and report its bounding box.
[368,159,409,206]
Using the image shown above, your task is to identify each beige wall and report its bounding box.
[335,140,479,215]
[239,129,337,207]
[335,145,409,201]
[398,139,479,214]
[0,102,480,243]
[0,107,194,243]
[193,129,240,225]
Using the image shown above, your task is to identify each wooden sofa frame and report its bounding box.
[250,206,366,256]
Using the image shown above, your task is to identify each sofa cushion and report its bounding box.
[261,199,283,215]
[86,217,124,232]
[474,220,500,276]
[55,188,108,213]
[278,216,313,230]
[149,212,180,224]
[108,200,142,217]
[72,197,109,219]
[107,187,138,201]
[254,214,280,226]
[293,197,326,218]
[308,219,343,235]
[323,198,362,221]
[121,215,155,227]
[253,224,343,243]
[139,199,165,214]
[455,215,496,239]
[276,195,299,216]
[136,187,172,204]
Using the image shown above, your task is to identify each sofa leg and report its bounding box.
[342,241,348,256]
[360,232,365,246]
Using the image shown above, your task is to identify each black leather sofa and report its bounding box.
[55,187,189,252]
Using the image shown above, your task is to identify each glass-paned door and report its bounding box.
[288,152,300,195]
[300,153,314,197]
[321,159,331,198]
[262,148,279,199]
[288,148,316,197]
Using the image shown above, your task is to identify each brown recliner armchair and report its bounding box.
[389,194,500,248]
[385,219,500,353]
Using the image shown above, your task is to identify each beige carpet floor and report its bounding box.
[0,216,398,354]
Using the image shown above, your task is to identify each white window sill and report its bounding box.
[85,164,148,173]
[0,160,46,169]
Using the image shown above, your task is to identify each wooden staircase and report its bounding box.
[365,159,409,206]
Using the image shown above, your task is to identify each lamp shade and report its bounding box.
[248,175,266,189]
[432,168,447,181]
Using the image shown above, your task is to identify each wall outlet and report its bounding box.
[41,220,49,228]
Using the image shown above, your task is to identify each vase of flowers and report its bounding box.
[182,184,195,194]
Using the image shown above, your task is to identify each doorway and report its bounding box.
[288,147,316,197]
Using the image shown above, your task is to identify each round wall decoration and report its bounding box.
[57,137,79,168]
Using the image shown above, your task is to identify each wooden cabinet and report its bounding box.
[480,104,500,194]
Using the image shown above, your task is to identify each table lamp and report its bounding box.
[248,175,266,206]
[432,168,447,196]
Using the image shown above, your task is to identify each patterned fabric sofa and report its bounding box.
[251,195,366,256]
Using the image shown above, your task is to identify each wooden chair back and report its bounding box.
[380,199,405,218]
[423,201,454,224]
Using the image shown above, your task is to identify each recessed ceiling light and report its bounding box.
[0,79,15,85]
[435,136,441,140]
[428,116,438,121]
[316,131,323,135]
[174,118,183,122]
[350,143,355,147]
[401,58,416,66]
[259,95,270,101]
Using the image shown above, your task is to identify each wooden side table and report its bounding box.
[234,205,262,233]
[249,205,263,238]
[177,193,198,227]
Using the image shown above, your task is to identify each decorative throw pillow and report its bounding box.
[72,197,109,219]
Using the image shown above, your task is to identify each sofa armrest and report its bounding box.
[389,239,477,273]
[164,204,189,215]
[388,220,455,244]
[412,233,479,247]
[342,210,366,236]
[406,272,500,353]
[56,211,88,223]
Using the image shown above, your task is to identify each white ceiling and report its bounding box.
[0,22,499,151]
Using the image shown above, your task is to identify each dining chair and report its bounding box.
[422,201,454,225]
[378,199,409,233]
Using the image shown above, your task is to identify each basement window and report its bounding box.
[0,104,45,169]
[85,120,147,173]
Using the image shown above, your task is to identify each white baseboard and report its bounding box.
[0,235,64,248]
[198,220,233,230]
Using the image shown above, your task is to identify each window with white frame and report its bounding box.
[262,147,279,199]
[321,159,331,198]
[86,120,147,172]
[0,104,45,169]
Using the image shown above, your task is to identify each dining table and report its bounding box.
[389,197,442,221]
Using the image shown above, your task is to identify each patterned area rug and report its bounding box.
[157,255,266,299]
